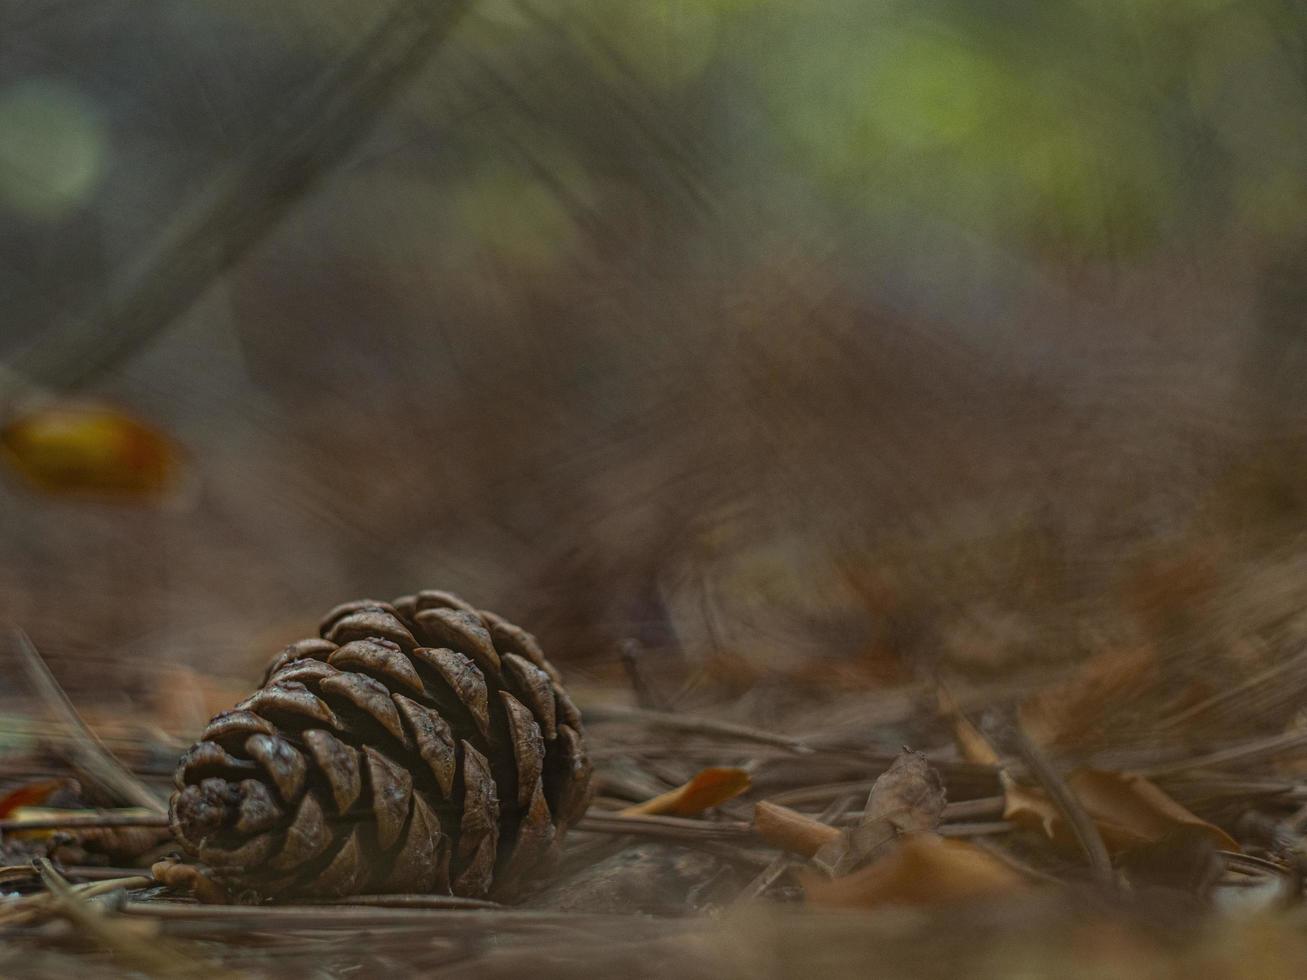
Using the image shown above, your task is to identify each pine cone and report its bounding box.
[169,590,592,900]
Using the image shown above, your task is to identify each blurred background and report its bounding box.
[3,0,1307,724]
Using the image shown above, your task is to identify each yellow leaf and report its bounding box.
[1003,768,1238,854]
[620,767,751,817]
[801,833,1029,908]
[1,403,183,498]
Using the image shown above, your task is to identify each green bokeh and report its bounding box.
[0,78,106,221]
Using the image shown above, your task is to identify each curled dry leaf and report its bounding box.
[1004,768,1239,855]
[859,751,948,834]
[753,801,841,858]
[152,858,230,904]
[802,833,1029,908]
[1018,646,1159,749]
[813,749,947,876]
[619,767,751,817]
[0,403,184,498]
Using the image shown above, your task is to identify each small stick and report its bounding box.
[119,901,608,931]
[56,865,155,882]
[937,821,1014,838]
[578,813,751,841]
[943,797,1007,821]
[0,872,154,927]
[829,797,1005,825]
[306,894,505,911]
[35,859,221,976]
[580,704,811,753]
[1140,730,1307,778]
[0,812,169,832]
[8,628,166,814]
[1012,724,1114,889]
[736,795,853,903]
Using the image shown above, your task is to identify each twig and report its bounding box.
[580,703,811,753]
[1012,724,1114,889]
[937,821,1015,838]
[588,743,798,762]
[942,797,1007,821]
[8,628,166,813]
[0,811,169,832]
[1139,730,1307,778]
[736,795,853,903]
[578,812,751,842]
[763,780,878,808]
[4,0,473,398]
[786,792,1003,824]
[56,872,159,888]
[35,859,219,976]
[305,893,505,911]
[0,872,155,927]
[120,901,608,931]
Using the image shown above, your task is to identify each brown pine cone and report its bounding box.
[169,590,592,900]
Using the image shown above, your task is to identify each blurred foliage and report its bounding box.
[362,0,1307,257]
[4,0,1307,689]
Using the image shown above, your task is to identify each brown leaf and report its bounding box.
[620,767,751,817]
[863,750,948,833]
[1003,768,1238,854]
[813,749,946,875]
[1018,646,1158,749]
[802,833,1028,908]
[753,801,841,858]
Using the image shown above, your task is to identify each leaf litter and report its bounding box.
[3,630,1307,977]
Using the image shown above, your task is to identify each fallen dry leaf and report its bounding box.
[0,403,184,498]
[753,801,841,858]
[935,689,1237,861]
[1019,647,1159,748]
[1004,768,1239,854]
[861,750,947,834]
[802,833,1029,908]
[620,767,751,817]
[813,749,947,875]
[0,779,69,819]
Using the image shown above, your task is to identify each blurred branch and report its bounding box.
[3,0,473,400]
[8,627,167,814]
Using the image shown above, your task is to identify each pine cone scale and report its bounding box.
[171,590,591,899]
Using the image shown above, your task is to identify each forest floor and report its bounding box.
[4,629,1307,979]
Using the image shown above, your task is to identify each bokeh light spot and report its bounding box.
[0,78,107,220]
